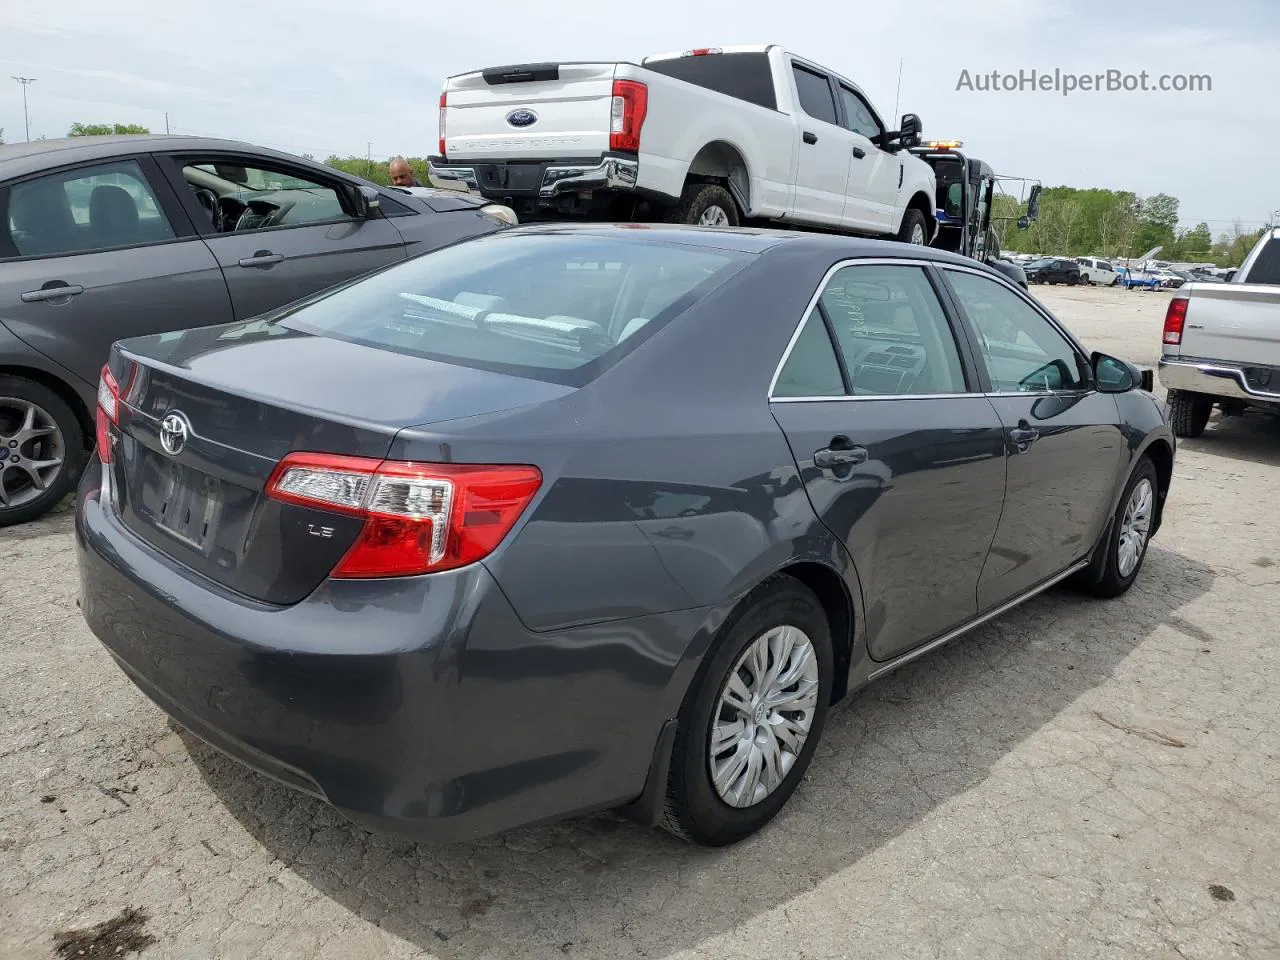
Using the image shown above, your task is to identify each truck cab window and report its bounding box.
[791,64,838,125]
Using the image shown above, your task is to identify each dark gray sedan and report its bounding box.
[76,225,1175,846]
[0,135,514,525]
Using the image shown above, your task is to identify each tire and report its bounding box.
[1080,274,1091,285]
[0,376,85,527]
[664,182,739,227]
[1167,388,1213,438]
[896,208,929,246]
[661,575,834,846]
[1077,457,1159,599]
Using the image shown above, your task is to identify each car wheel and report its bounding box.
[665,182,740,228]
[1080,274,1091,285]
[1079,457,1159,599]
[661,575,833,846]
[1167,388,1213,438]
[0,376,85,527]
[896,208,930,246]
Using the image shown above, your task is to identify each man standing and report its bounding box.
[388,156,420,187]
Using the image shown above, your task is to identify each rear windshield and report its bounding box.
[643,52,778,111]
[280,231,749,385]
[1244,237,1280,285]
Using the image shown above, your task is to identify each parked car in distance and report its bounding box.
[1117,267,1162,290]
[1159,226,1280,437]
[1076,256,1120,286]
[0,135,516,526]
[429,45,937,244]
[1151,268,1185,289]
[78,224,1175,847]
[1025,257,1082,285]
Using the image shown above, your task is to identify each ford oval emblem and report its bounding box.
[506,109,538,128]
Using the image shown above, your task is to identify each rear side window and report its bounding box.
[773,310,845,397]
[644,52,778,111]
[5,160,174,258]
[791,64,838,125]
[281,233,749,385]
[1245,237,1280,285]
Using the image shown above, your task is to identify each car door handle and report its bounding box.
[802,131,818,145]
[852,146,866,159]
[814,444,869,468]
[1008,423,1040,446]
[237,252,284,268]
[20,283,84,303]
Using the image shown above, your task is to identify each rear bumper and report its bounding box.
[75,465,703,842]
[429,155,639,201]
[1158,357,1280,404]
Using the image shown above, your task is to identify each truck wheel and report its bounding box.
[896,209,929,246]
[1080,273,1091,285]
[1167,389,1213,438]
[0,375,85,527]
[666,183,739,227]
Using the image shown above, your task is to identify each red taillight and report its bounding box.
[438,91,447,157]
[1163,296,1188,345]
[265,452,542,578]
[609,79,648,153]
[95,364,120,464]
[682,48,722,56]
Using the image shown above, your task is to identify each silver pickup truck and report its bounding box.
[1159,227,1280,437]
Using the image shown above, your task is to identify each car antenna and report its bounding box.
[893,57,904,119]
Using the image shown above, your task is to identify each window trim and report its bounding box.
[935,262,1097,395]
[0,154,201,262]
[154,151,367,239]
[768,258,985,402]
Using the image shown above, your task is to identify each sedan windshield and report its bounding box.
[280,231,749,385]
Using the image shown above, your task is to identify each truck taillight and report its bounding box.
[266,452,542,578]
[95,364,120,464]
[682,48,722,56]
[1163,296,1188,345]
[609,80,648,153]
[438,91,448,157]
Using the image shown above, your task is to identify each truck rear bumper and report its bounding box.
[429,155,639,200]
[1158,357,1280,404]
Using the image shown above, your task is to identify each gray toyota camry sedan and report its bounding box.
[76,224,1175,846]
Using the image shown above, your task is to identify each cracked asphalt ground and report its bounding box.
[3,284,1278,960]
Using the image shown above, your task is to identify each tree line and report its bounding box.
[53,123,1264,266]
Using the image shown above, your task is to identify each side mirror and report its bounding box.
[1017,215,1030,230]
[1092,352,1145,393]
[351,184,381,218]
[1027,184,1042,220]
[899,113,922,149]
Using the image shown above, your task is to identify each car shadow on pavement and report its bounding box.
[1180,412,1280,468]
[184,543,1213,960]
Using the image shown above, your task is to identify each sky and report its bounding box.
[2,0,1276,233]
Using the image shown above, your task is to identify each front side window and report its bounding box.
[177,158,348,233]
[5,160,174,257]
[946,269,1086,392]
[791,64,838,125]
[837,86,883,140]
[280,233,747,384]
[819,265,968,396]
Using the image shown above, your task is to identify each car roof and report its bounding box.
[0,135,325,181]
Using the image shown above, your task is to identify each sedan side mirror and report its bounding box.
[351,184,382,218]
[1092,352,1148,393]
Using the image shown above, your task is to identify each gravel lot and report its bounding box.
[3,283,1278,960]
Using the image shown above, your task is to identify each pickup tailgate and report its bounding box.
[1175,284,1280,367]
[444,62,618,160]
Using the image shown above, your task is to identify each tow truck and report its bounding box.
[908,140,1041,288]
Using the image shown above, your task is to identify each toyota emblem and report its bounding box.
[159,412,191,456]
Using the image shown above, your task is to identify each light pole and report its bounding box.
[11,76,35,141]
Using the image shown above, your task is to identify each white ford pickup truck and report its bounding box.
[1159,227,1280,437]
[429,45,937,243]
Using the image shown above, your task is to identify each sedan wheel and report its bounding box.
[661,575,833,846]
[1076,456,1159,598]
[0,377,83,527]
[1116,478,1154,579]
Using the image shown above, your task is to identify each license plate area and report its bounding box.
[143,461,225,552]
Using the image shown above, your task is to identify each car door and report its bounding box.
[0,156,233,388]
[769,261,1008,661]
[787,63,852,228]
[835,84,899,233]
[939,266,1127,609]
[155,152,407,320]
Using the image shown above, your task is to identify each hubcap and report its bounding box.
[698,205,730,227]
[0,397,65,510]
[1117,478,1153,578]
[909,222,926,245]
[708,625,820,808]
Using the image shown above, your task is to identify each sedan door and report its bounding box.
[769,261,1008,662]
[155,153,407,320]
[0,156,232,388]
[787,63,852,228]
[940,266,1127,609]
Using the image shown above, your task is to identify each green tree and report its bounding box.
[68,122,151,137]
